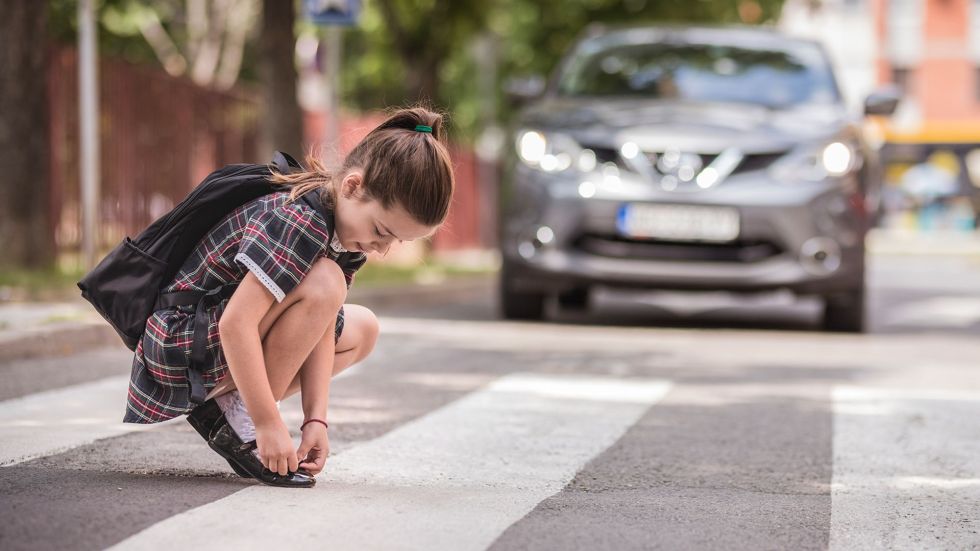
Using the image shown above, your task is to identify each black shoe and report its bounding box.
[186,399,253,479]
[208,422,316,488]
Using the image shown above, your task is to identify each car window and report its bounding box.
[557,40,839,109]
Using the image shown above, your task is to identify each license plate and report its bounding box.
[616,203,740,242]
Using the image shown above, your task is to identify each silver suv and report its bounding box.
[498,26,899,332]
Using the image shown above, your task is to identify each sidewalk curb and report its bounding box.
[348,275,492,309]
[0,275,494,364]
[0,320,120,364]
[867,229,980,257]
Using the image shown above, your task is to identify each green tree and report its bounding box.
[493,0,785,79]
[341,0,786,141]
[259,0,303,156]
[374,0,486,105]
[337,0,489,131]
[49,0,261,87]
[339,0,491,138]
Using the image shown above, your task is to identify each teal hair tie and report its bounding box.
[414,125,432,133]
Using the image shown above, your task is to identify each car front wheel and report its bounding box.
[557,286,591,311]
[822,288,866,333]
[499,266,546,320]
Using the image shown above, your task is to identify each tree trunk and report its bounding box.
[374,1,448,107]
[0,1,53,270]
[258,0,303,160]
[404,56,441,106]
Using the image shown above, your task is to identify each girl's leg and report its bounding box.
[281,304,380,399]
[203,302,376,460]
[258,258,349,401]
[208,257,348,402]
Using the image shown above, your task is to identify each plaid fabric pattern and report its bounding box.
[124,191,366,424]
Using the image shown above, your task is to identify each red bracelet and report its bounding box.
[301,418,329,431]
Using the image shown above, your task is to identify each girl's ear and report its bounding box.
[340,171,364,199]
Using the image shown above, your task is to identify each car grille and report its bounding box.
[583,147,786,177]
[643,151,785,176]
[730,152,784,174]
[573,233,783,263]
[643,152,718,172]
[590,146,631,171]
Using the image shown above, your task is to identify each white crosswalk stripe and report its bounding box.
[830,387,980,550]
[0,375,167,467]
[109,373,673,550]
[5,365,980,549]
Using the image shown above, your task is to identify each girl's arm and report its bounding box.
[219,272,299,475]
[299,329,335,423]
[295,330,334,473]
[217,272,281,428]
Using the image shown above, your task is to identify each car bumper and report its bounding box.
[505,248,861,295]
[500,167,867,296]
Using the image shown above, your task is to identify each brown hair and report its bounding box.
[270,106,455,228]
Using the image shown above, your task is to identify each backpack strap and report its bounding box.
[157,151,314,407]
[155,283,239,406]
[270,150,333,225]
[271,150,303,175]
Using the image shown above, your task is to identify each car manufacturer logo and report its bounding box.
[654,147,704,190]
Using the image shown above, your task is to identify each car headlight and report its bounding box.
[516,130,586,173]
[769,140,859,182]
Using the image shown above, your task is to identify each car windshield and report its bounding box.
[557,39,839,108]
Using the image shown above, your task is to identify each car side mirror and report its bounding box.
[864,86,901,116]
[505,75,546,104]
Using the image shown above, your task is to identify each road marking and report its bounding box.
[830,387,980,549]
[112,373,672,550]
[0,376,163,466]
[885,296,980,329]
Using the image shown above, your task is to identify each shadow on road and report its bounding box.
[377,253,980,337]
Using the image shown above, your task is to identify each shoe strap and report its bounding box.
[237,440,258,453]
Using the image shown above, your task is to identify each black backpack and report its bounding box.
[77,151,336,405]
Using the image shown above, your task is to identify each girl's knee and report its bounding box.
[296,257,347,310]
[360,308,380,351]
[344,304,379,359]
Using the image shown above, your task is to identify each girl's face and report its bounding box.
[332,171,437,255]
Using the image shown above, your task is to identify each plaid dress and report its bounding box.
[124,191,366,424]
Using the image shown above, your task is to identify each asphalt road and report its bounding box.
[1,252,978,550]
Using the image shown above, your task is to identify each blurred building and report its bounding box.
[781,0,980,230]
[780,0,878,111]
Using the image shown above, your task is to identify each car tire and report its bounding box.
[557,286,590,311]
[499,266,546,320]
[822,288,865,333]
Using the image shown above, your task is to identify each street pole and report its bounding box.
[303,0,358,165]
[474,33,502,249]
[324,26,343,166]
[78,0,100,269]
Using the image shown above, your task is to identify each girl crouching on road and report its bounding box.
[123,106,455,487]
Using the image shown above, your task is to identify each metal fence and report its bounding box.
[48,48,492,258]
[48,47,260,255]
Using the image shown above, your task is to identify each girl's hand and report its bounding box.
[296,423,330,476]
[255,420,299,476]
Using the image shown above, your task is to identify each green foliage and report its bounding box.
[48,0,787,141]
[493,0,783,80]
[340,0,787,142]
[48,0,160,66]
[328,7,403,109]
[0,260,87,301]
[48,0,262,82]
[350,259,493,288]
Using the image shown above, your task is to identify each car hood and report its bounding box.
[519,98,854,154]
